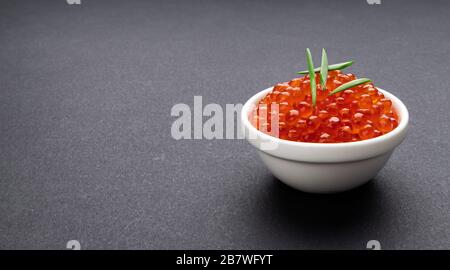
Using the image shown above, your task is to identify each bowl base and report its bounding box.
[258,150,393,194]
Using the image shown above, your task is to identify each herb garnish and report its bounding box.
[300,49,373,105]
[320,48,328,91]
[297,61,353,74]
[305,48,317,107]
[328,78,372,96]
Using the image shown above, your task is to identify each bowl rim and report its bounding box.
[241,86,409,149]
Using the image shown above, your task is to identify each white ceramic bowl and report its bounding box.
[241,87,409,193]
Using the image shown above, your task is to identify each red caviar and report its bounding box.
[250,70,399,143]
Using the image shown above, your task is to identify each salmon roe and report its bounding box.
[250,70,399,143]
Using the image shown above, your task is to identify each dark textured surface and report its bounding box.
[0,0,449,250]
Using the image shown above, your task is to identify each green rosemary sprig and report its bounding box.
[328,78,372,96]
[305,48,317,107]
[297,61,353,74]
[320,48,328,91]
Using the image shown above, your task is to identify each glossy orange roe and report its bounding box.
[250,70,399,143]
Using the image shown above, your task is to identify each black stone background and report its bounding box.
[0,0,449,249]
